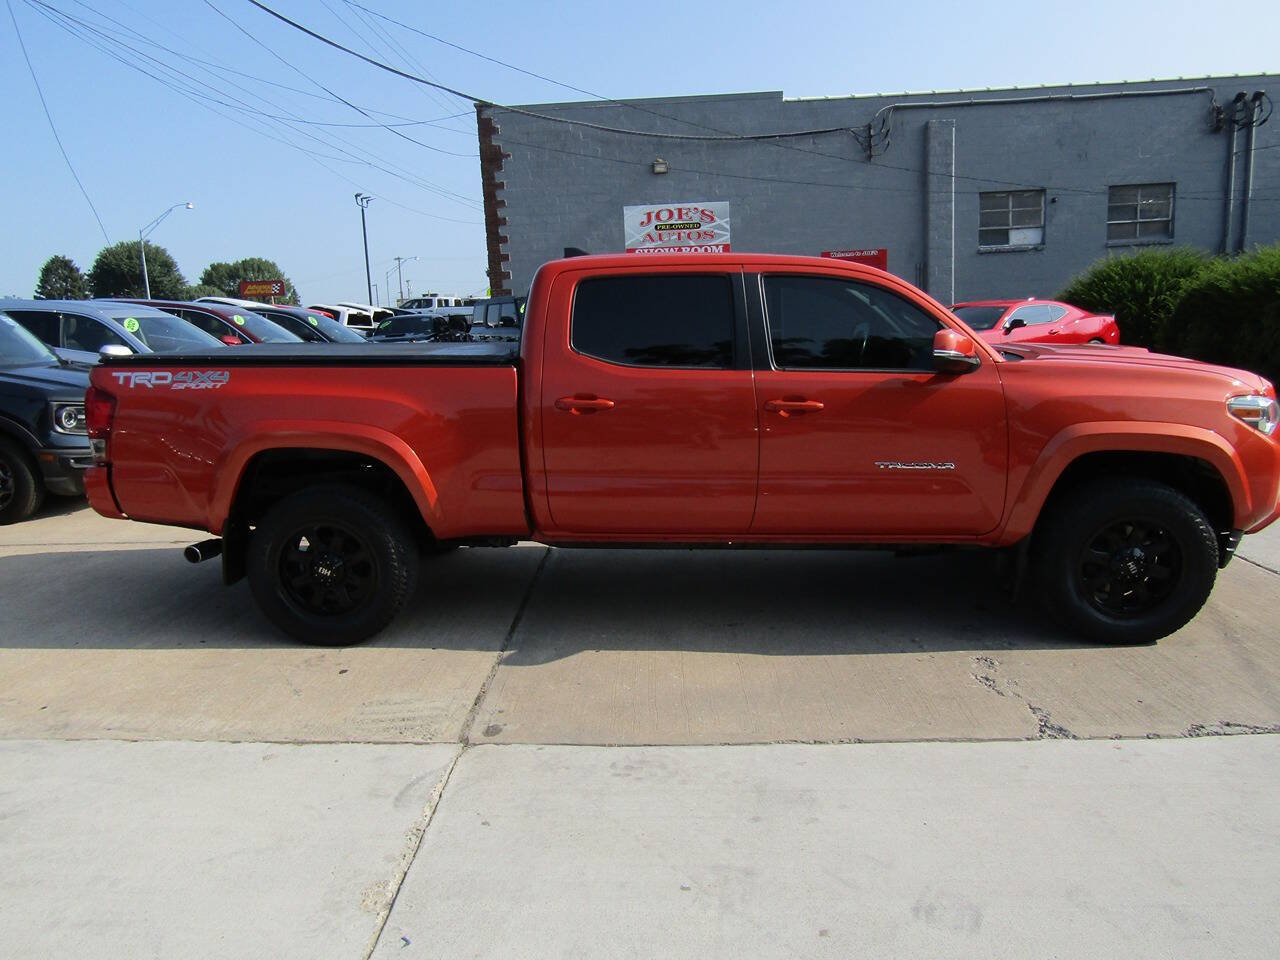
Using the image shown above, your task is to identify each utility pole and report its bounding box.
[355,193,374,305]
[138,201,193,298]
[392,255,418,304]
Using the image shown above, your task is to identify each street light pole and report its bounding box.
[138,201,193,298]
[355,193,374,305]
[392,255,418,304]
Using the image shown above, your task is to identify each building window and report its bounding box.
[979,190,1045,248]
[1107,183,1174,242]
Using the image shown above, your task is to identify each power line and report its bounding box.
[203,0,478,164]
[30,0,483,217]
[245,0,1252,202]
[7,0,110,241]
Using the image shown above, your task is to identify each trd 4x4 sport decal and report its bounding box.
[111,370,230,390]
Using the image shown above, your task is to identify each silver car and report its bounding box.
[0,299,225,366]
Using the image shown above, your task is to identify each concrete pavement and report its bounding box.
[0,505,1277,957]
[0,739,459,960]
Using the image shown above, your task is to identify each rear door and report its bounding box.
[538,269,759,535]
[750,271,1008,537]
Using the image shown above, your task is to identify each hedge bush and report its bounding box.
[1056,247,1209,351]
[1173,244,1280,386]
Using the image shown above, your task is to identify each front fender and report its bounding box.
[1001,421,1249,542]
[208,420,442,534]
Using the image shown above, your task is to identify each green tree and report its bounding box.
[183,283,225,300]
[1056,248,1209,351]
[200,257,299,304]
[88,240,187,299]
[35,255,87,300]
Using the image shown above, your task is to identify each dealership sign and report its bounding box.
[238,279,286,298]
[821,248,888,270]
[624,202,730,254]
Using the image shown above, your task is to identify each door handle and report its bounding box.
[555,395,615,414]
[764,399,824,414]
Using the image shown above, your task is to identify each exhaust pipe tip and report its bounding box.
[184,539,223,564]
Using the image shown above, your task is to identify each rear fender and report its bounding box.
[208,420,442,533]
[1002,421,1249,541]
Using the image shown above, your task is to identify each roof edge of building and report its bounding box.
[493,74,1274,114]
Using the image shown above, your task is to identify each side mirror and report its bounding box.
[933,329,981,373]
[1003,316,1025,332]
[99,344,133,358]
[220,334,243,346]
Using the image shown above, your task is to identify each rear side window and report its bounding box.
[62,313,127,352]
[763,275,940,370]
[572,275,733,368]
[7,310,59,346]
[1007,304,1053,326]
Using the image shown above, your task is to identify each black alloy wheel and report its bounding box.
[1033,478,1218,644]
[247,484,418,645]
[279,521,378,617]
[1077,519,1181,618]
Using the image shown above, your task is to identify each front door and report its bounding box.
[539,270,758,536]
[751,272,1008,537]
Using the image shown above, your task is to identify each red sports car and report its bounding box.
[950,299,1120,346]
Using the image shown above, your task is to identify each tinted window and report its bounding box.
[485,304,500,326]
[572,275,733,368]
[260,310,324,342]
[62,313,126,352]
[951,305,1007,331]
[0,312,58,366]
[1046,305,1068,322]
[7,310,59,346]
[178,308,239,341]
[763,276,940,370]
[1007,304,1053,325]
[227,310,301,343]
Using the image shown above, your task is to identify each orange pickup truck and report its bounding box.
[84,254,1280,645]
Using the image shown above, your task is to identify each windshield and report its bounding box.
[0,311,58,366]
[951,305,1009,331]
[280,309,366,343]
[109,311,226,352]
[228,310,303,343]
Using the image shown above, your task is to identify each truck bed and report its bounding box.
[94,344,528,537]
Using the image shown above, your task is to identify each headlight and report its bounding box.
[51,402,87,434]
[1227,395,1279,436]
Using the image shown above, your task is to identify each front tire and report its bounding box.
[0,438,44,525]
[1033,479,1218,644]
[247,485,418,645]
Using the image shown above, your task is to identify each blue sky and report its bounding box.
[2,0,1276,304]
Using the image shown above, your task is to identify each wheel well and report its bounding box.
[229,448,431,543]
[1041,451,1234,533]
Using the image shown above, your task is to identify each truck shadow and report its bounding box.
[0,543,1095,654]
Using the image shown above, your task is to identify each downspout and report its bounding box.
[1221,92,1245,254]
[1237,91,1264,253]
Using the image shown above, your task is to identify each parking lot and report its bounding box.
[2,503,1279,958]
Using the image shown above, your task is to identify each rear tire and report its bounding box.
[1088,338,1106,344]
[1033,478,1218,644]
[0,438,44,525]
[247,484,418,645]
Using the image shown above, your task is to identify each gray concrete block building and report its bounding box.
[475,75,1276,302]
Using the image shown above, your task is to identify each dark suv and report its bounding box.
[0,312,92,523]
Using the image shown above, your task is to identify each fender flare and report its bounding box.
[1002,421,1250,541]
[207,420,442,534]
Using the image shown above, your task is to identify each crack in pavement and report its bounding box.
[969,655,1076,740]
[362,547,552,959]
